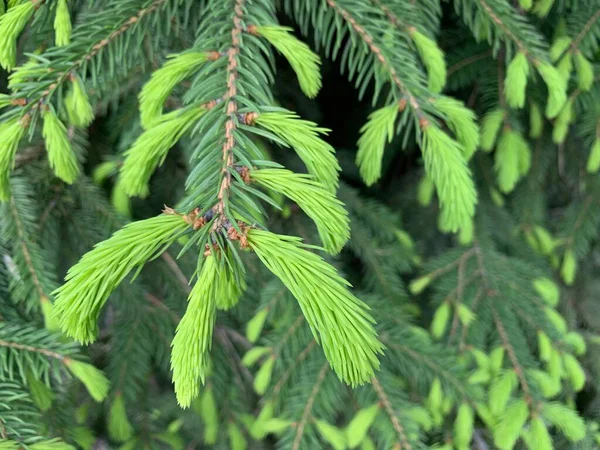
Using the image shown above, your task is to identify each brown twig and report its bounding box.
[371,376,413,450]
[214,0,247,222]
[292,362,330,450]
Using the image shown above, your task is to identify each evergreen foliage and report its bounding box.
[0,0,599,449]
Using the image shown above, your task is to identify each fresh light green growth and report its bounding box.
[71,427,96,449]
[536,62,567,119]
[345,403,380,448]
[533,0,556,17]
[547,347,564,380]
[27,371,54,411]
[42,107,80,184]
[248,229,384,386]
[0,2,35,70]
[253,111,339,192]
[533,278,560,307]
[246,308,269,343]
[0,117,27,201]
[111,180,132,217]
[0,440,19,450]
[434,97,480,159]
[228,422,247,450]
[430,302,450,339]
[528,369,560,398]
[480,109,505,151]
[0,94,11,109]
[53,214,188,343]
[120,106,205,197]
[458,219,474,245]
[171,256,219,407]
[457,304,475,325]
[242,347,271,367]
[557,52,573,83]
[489,347,505,375]
[409,275,431,294]
[66,76,94,127]
[505,52,529,109]
[251,169,350,254]
[529,102,543,138]
[490,187,504,207]
[454,403,474,448]
[494,129,530,193]
[356,104,398,186]
[561,249,577,285]
[550,37,571,62]
[117,439,137,450]
[139,52,211,129]
[565,332,586,356]
[408,406,433,431]
[417,175,435,206]
[489,370,517,415]
[360,437,376,450]
[315,419,347,450]
[259,418,292,435]
[493,399,529,450]
[542,402,586,442]
[65,359,110,402]
[253,356,275,395]
[40,295,61,332]
[538,331,553,361]
[252,26,321,98]
[574,51,594,91]
[409,28,446,93]
[532,225,554,255]
[523,416,553,450]
[427,377,443,414]
[545,307,567,334]
[24,439,76,450]
[563,353,585,391]
[471,349,490,370]
[92,161,118,184]
[215,261,245,310]
[108,394,134,442]
[552,99,573,144]
[197,386,218,444]
[587,139,600,173]
[54,0,72,46]
[519,0,533,10]
[8,61,49,90]
[249,401,275,439]
[421,125,476,232]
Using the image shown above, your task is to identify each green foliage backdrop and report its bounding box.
[0,0,599,448]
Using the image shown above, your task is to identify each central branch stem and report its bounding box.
[216,0,246,219]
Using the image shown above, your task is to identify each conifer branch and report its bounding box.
[0,339,65,362]
[325,0,423,114]
[491,309,535,407]
[371,376,413,450]
[10,0,172,115]
[272,339,318,396]
[381,338,473,403]
[571,9,600,51]
[8,196,47,303]
[292,362,330,450]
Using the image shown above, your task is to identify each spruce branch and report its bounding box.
[371,376,413,450]
[325,0,425,112]
[291,362,330,450]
